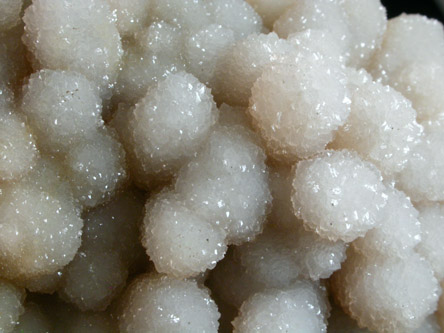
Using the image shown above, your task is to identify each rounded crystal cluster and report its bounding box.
[0,0,443,332]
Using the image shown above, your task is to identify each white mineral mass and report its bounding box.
[245,0,295,29]
[64,129,127,207]
[340,0,387,67]
[249,59,350,162]
[235,227,303,289]
[107,0,152,37]
[331,68,423,177]
[23,0,123,99]
[150,0,211,32]
[0,160,83,281]
[213,32,296,106]
[352,185,421,258]
[59,250,128,311]
[21,70,103,153]
[175,124,271,244]
[205,0,263,40]
[116,72,217,188]
[397,129,444,202]
[0,1,441,332]
[416,203,444,280]
[238,225,347,282]
[114,21,186,105]
[184,24,235,85]
[118,274,220,332]
[0,280,25,333]
[143,190,227,278]
[331,248,441,333]
[370,14,444,84]
[0,87,37,181]
[292,150,387,242]
[59,190,144,311]
[232,281,329,333]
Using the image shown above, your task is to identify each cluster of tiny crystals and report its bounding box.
[0,0,443,332]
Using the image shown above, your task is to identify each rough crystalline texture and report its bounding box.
[416,203,444,280]
[213,32,296,106]
[249,58,350,162]
[273,0,387,68]
[59,190,144,311]
[22,0,123,99]
[114,72,218,188]
[143,190,227,278]
[174,124,271,245]
[369,15,444,83]
[245,0,295,29]
[0,0,23,31]
[369,14,444,123]
[208,227,346,308]
[331,68,423,177]
[0,279,25,333]
[209,231,304,309]
[340,0,387,67]
[80,190,144,265]
[12,303,52,333]
[0,87,37,181]
[267,163,347,279]
[118,274,220,333]
[287,29,346,65]
[21,69,127,208]
[352,185,421,258]
[0,1,443,331]
[232,281,329,333]
[273,0,350,49]
[235,227,303,289]
[392,63,444,124]
[63,129,127,208]
[21,70,103,153]
[184,24,235,86]
[289,225,347,280]
[106,0,151,37]
[142,120,270,278]
[209,226,345,309]
[331,248,441,333]
[328,305,441,333]
[292,150,387,242]
[397,129,444,202]
[150,0,262,38]
[237,225,346,282]
[0,157,83,281]
[114,0,262,105]
[59,250,128,312]
[150,0,210,31]
[114,21,187,105]
[205,0,263,40]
